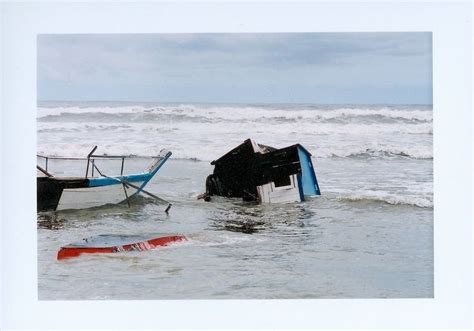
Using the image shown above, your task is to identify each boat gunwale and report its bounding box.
[37,154,163,161]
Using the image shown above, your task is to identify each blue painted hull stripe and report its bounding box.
[88,173,152,187]
[87,152,172,192]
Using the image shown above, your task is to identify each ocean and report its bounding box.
[37,102,433,299]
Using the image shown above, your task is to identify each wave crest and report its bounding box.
[37,104,433,123]
[335,192,433,208]
[342,149,431,160]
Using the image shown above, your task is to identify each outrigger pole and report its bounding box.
[121,180,172,214]
[37,165,53,177]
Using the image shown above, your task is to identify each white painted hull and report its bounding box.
[56,181,145,211]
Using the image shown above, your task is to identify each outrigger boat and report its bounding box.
[202,138,321,204]
[37,146,172,212]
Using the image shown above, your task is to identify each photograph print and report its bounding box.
[37,33,433,300]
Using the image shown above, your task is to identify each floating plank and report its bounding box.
[57,234,187,260]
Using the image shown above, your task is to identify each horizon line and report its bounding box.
[37,99,434,106]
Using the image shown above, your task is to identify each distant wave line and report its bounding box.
[37,105,433,122]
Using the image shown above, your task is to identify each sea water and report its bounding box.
[37,102,433,299]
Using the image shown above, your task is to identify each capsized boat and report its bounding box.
[202,138,321,203]
[57,233,187,260]
[37,146,172,212]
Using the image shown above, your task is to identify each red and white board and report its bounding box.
[57,234,187,260]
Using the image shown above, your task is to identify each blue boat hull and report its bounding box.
[37,151,171,212]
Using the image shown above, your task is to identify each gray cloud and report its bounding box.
[38,33,432,104]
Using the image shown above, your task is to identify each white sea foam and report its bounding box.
[37,103,433,203]
[37,105,149,118]
[36,104,434,166]
[37,119,433,160]
[36,141,433,164]
[37,119,433,135]
[37,104,433,122]
[315,144,433,159]
[335,191,433,208]
[184,232,268,247]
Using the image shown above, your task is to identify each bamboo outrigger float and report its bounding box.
[37,146,172,212]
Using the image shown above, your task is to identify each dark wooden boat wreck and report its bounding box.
[202,139,321,203]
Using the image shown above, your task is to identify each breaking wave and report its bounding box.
[36,142,433,162]
[37,103,433,161]
[335,193,433,208]
[321,147,433,160]
[37,104,433,123]
[36,102,433,210]
[37,120,433,136]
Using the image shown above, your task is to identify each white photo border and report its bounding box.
[1,1,472,329]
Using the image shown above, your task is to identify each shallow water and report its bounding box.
[38,159,433,300]
[37,103,433,299]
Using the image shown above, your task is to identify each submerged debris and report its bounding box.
[37,212,67,230]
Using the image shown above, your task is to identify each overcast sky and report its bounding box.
[38,33,432,104]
